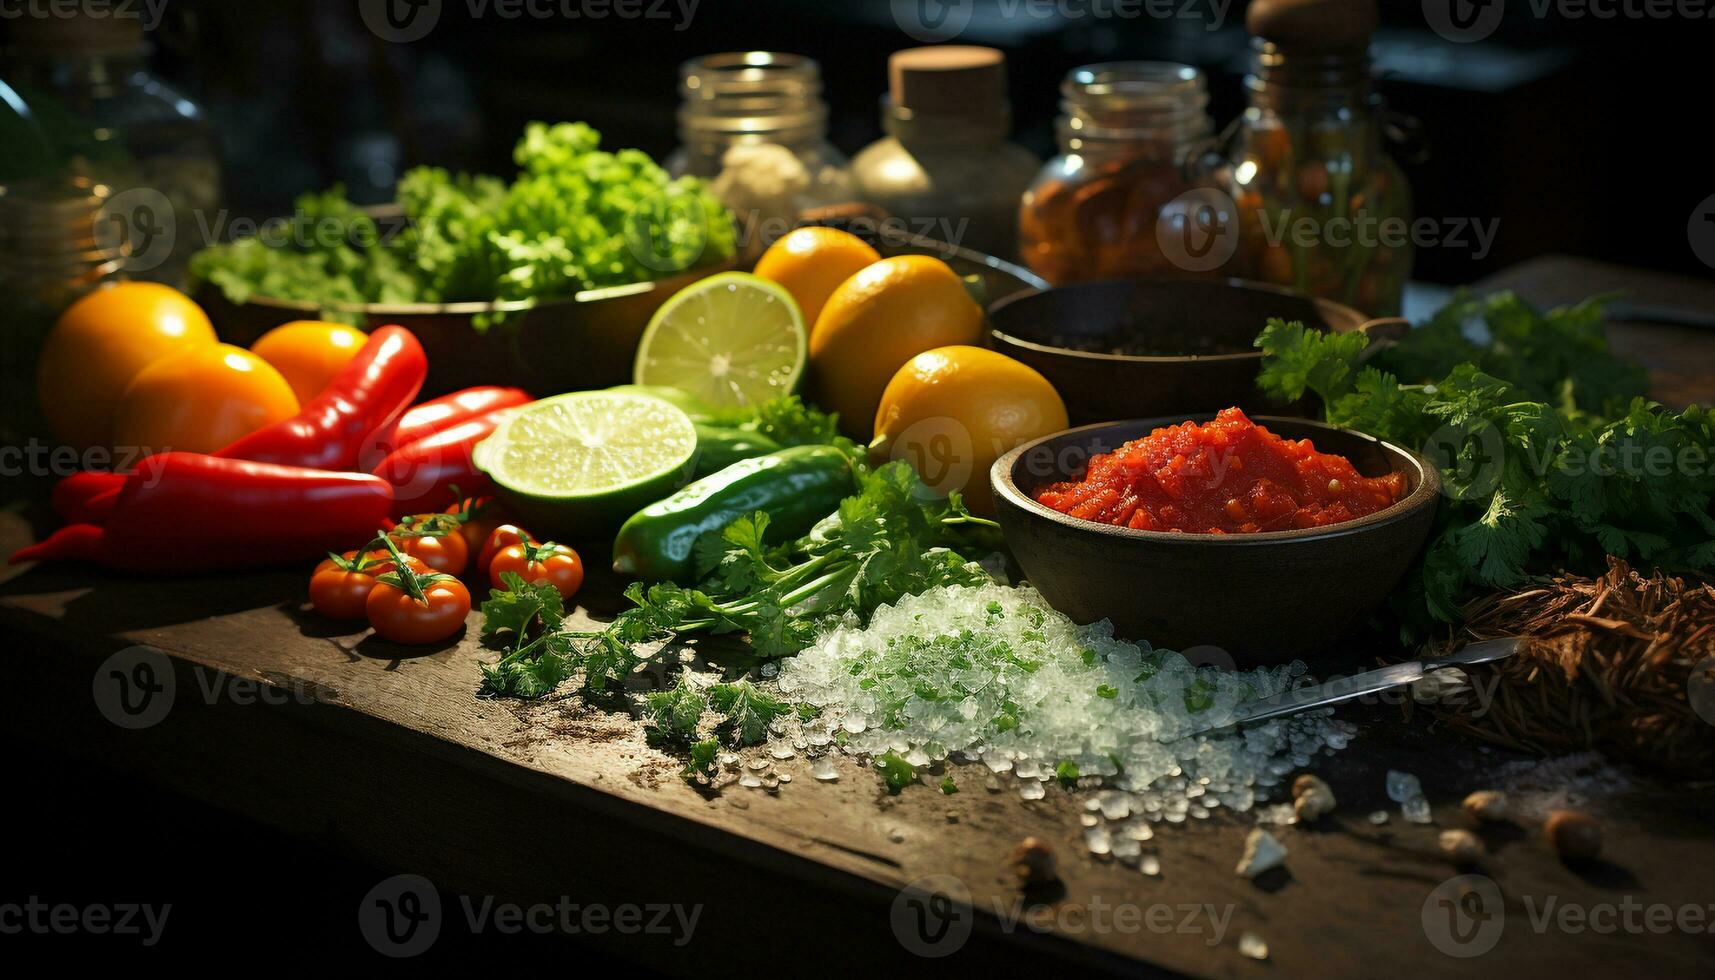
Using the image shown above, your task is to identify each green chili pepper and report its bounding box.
[612,445,857,583]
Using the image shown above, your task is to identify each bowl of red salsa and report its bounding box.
[991,408,1440,660]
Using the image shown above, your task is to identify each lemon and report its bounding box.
[753,227,880,326]
[250,320,367,404]
[38,282,217,450]
[633,272,806,412]
[474,391,698,534]
[808,255,984,441]
[871,346,1068,516]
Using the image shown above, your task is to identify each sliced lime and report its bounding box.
[474,391,698,533]
[633,272,806,411]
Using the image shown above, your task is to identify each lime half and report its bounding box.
[633,272,806,411]
[474,391,698,533]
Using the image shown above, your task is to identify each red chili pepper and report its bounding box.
[51,470,126,524]
[10,452,394,573]
[217,325,427,471]
[371,413,504,518]
[364,386,530,469]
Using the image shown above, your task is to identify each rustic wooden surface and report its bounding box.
[3,257,1713,975]
[1477,254,1715,408]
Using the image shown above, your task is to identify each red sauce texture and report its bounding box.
[1034,408,1406,534]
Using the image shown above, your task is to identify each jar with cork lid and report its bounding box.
[850,46,1039,260]
[1228,0,1415,315]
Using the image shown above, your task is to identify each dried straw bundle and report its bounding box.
[1426,558,1715,773]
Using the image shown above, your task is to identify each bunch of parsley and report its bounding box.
[478,461,1001,701]
[190,122,734,321]
[1256,292,1715,638]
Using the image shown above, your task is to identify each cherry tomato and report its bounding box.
[445,495,503,554]
[488,539,583,598]
[477,524,533,578]
[308,550,426,621]
[365,576,472,644]
[388,514,470,575]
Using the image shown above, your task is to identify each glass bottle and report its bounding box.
[1018,63,1222,285]
[2,13,220,289]
[0,73,126,450]
[667,52,851,255]
[850,46,1039,261]
[1227,0,1413,315]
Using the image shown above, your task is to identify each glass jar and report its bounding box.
[1018,63,1221,285]
[1227,39,1413,315]
[2,15,221,289]
[850,46,1039,261]
[667,52,851,254]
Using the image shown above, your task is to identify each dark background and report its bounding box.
[133,0,1715,285]
[2,0,1711,969]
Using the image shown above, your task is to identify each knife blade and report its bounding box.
[1173,638,1519,740]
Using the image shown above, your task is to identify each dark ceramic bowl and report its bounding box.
[196,260,737,399]
[197,232,1045,399]
[991,414,1440,662]
[987,278,1405,426]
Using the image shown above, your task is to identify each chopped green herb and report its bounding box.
[877,751,916,794]
[1055,760,1080,786]
[683,738,720,783]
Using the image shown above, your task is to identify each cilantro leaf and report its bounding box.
[1255,317,1370,406]
[479,572,564,642]
[708,680,789,746]
[682,738,720,783]
[644,675,708,745]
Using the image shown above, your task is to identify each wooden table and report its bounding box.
[3,258,1712,975]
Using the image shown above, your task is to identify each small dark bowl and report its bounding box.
[988,278,1404,426]
[991,414,1440,662]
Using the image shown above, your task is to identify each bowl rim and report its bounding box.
[991,413,1442,546]
[196,256,738,317]
[986,276,1367,366]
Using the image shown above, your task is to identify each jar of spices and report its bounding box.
[667,52,851,254]
[850,46,1039,260]
[1018,62,1223,285]
[1228,0,1413,315]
